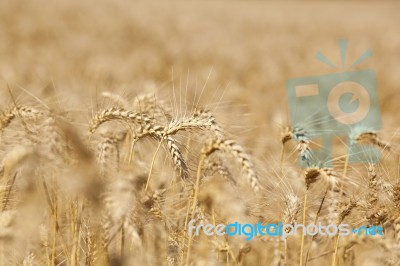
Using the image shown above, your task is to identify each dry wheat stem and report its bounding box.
[145,139,164,192]
[305,189,328,266]
[300,190,308,266]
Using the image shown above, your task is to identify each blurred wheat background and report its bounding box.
[0,0,399,265]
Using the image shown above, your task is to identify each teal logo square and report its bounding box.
[286,69,382,167]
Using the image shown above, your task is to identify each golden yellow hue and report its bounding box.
[0,1,399,265]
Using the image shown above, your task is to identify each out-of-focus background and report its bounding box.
[1,0,399,141]
[1,1,400,265]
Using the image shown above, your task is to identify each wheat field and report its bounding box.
[0,0,400,265]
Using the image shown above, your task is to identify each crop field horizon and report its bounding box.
[0,1,399,265]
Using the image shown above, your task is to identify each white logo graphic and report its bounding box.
[327,81,371,125]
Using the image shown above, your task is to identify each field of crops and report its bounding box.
[0,1,399,265]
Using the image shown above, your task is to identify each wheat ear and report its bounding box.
[89,108,153,134]
[96,131,126,177]
[91,108,189,180]
[356,131,391,151]
[0,106,44,139]
[202,138,260,192]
